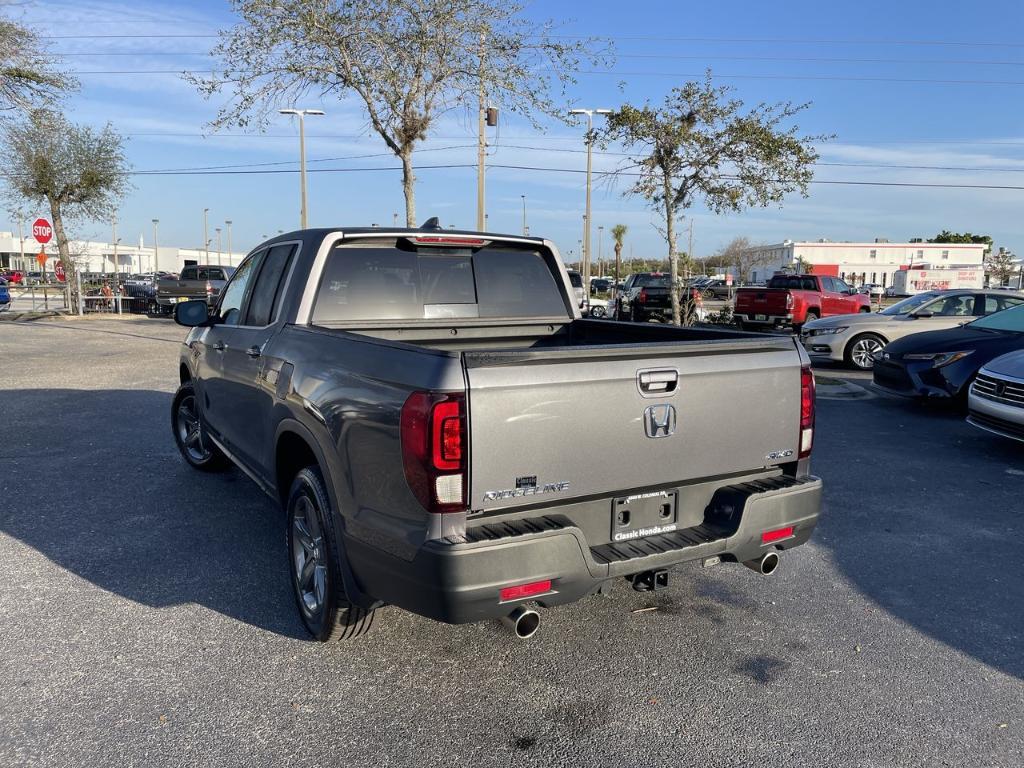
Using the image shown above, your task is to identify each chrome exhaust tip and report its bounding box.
[501,606,541,639]
[743,551,780,576]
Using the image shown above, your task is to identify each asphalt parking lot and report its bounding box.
[1,317,1022,768]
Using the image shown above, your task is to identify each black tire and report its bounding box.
[171,382,229,472]
[859,306,872,313]
[844,333,886,371]
[286,466,375,642]
[633,309,647,323]
[735,320,748,332]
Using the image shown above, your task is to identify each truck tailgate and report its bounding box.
[464,338,802,512]
[735,288,790,314]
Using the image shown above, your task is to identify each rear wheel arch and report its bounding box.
[273,421,337,510]
[179,363,192,384]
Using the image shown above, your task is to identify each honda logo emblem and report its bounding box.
[644,404,677,438]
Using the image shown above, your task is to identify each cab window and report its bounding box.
[983,295,1024,314]
[924,294,974,316]
[217,252,263,326]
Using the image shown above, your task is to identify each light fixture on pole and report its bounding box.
[280,108,325,229]
[568,108,612,294]
[152,219,159,275]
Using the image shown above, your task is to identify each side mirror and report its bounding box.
[174,299,211,327]
[910,310,933,319]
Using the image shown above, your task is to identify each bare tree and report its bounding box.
[0,17,76,112]
[602,73,828,324]
[1,110,131,311]
[715,236,773,283]
[191,0,608,226]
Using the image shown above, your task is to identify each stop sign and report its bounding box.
[33,218,53,244]
[53,261,66,283]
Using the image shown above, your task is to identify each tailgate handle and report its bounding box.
[637,369,678,396]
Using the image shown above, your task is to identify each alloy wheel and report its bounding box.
[851,337,883,370]
[291,496,328,618]
[176,395,211,462]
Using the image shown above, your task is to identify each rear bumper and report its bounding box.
[344,475,823,624]
[736,312,794,327]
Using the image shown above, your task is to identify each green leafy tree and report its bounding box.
[602,73,827,324]
[610,223,627,285]
[192,0,608,226]
[0,18,76,112]
[0,110,131,311]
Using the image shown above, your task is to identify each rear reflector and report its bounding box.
[762,526,794,544]
[499,579,552,602]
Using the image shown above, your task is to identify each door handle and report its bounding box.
[637,368,679,396]
[246,346,262,359]
[212,340,226,351]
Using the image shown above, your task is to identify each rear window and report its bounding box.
[768,276,818,291]
[632,274,671,288]
[311,243,569,323]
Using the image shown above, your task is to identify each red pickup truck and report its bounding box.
[734,274,871,331]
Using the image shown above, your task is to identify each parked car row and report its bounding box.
[795,286,1024,444]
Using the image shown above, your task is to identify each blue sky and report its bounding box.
[5,0,1024,260]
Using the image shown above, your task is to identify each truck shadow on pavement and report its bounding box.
[0,388,307,640]
[815,395,1024,681]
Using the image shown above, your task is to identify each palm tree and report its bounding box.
[610,224,628,319]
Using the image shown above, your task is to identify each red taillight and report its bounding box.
[499,579,552,602]
[639,288,648,304]
[762,526,794,544]
[401,392,467,514]
[205,280,213,294]
[410,236,487,246]
[799,365,815,458]
[432,400,462,470]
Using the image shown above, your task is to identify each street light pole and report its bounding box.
[216,228,222,266]
[203,208,209,263]
[521,195,527,236]
[225,220,232,265]
[598,225,604,276]
[280,108,325,229]
[152,219,159,275]
[568,108,612,294]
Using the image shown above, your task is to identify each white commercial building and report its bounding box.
[0,231,248,276]
[745,239,988,288]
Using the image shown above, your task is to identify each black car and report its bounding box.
[590,278,611,294]
[872,303,1024,403]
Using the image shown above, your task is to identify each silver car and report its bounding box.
[801,290,1024,370]
[967,350,1024,443]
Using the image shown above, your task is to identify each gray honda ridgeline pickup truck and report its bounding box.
[171,222,822,641]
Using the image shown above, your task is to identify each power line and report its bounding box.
[35,32,1024,48]
[65,67,1024,86]
[119,160,1024,190]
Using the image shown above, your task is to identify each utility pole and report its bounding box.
[17,220,24,273]
[111,216,118,288]
[476,34,486,231]
[521,195,527,236]
[280,108,325,229]
[568,108,612,294]
[225,220,233,265]
[216,228,222,266]
[203,208,209,263]
[152,219,159,275]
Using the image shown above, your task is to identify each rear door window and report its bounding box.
[180,267,197,281]
[243,244,297,326]
[311,243,569,323]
